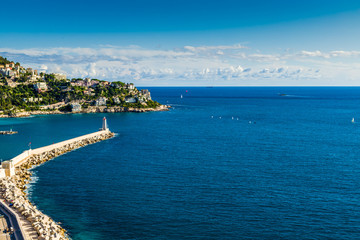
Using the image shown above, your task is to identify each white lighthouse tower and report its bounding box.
[101,117,109,131]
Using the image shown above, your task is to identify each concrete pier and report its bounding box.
[0,118,115,240]
[0,129,114,178]
[13,129,112,168]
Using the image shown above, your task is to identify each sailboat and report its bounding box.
[352,118,355,123]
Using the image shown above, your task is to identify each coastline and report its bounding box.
[0,129,115,240]
[0,104,170,118]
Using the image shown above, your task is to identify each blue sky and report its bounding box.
[1,0,360,85]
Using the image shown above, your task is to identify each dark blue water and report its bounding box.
[2,87,360,239]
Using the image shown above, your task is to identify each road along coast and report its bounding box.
[0,118,115,240]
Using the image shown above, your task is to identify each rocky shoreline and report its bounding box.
[0,130,115,240]
[0,105,170,118]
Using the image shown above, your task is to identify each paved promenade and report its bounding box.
[0,213,11,240]
[0,199,27,240]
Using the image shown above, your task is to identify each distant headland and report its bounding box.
[0,56,169,118]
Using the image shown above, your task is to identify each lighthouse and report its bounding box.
[101,117,109,131]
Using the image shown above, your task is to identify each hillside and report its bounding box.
[0,58,164,116]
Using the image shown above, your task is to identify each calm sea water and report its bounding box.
[2,87,360,239]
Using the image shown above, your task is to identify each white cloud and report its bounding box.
[247,54,281,62]
[296,50,360,59]
[1,45,359,85]
[299,50,324,58]
[184,44,246,52]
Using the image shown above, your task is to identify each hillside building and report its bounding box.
[95,97,107,106]
[34,82,48,92]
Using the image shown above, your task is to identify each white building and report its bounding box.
[34,82,48,92]
[113,96,120,104]
[71,103,82,112]
[125,83,135,90]
[54,73,67,81]
[141,89,151,100]
[125,96,137,103]
[1,69,16,77]
[23,97,43,103]
[95,97,107,106]
[28,75,38,82]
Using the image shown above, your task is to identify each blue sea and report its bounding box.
[2,87,360,239]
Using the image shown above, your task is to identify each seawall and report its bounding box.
[12,130,114,167]
[0,128,115,240]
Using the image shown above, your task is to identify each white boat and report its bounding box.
[180,94,183,99]
[352,118,355,123]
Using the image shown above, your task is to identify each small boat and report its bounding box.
[180,94,183,99]
[352,118,355,123]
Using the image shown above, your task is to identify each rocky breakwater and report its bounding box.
[0,177,66,240]
[2,130,115,240]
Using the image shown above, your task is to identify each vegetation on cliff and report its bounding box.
[0,58,162,114]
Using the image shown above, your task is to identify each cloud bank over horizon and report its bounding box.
[0,44,358,86]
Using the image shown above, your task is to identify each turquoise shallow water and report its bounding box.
[2,87,360,239]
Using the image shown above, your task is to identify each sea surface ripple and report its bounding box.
[1,87,360,239]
